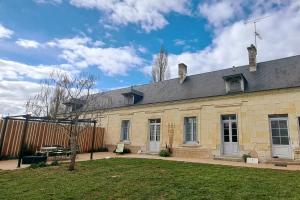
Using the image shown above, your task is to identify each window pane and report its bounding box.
[232,122,237,129]
[192,119,197,141]
[223,123,229,129]
[150,125,155,141]
[271,128,280,136]
[149,119,155,123]
[230,80,241,91]
[222,115,229,120]
[280,137,289,145]
[224,128,229,136]
[279,120,287,129]
[224,136,230,142]
[232,128,237,136]
[156,125,160,141]
[121,120,129,141]
[280,128,288,136]
[185,132,191,142]
[230,115,236,120]
[271,121,279,129]
[184,117,197,142]
[272,137,280,145]
[232,136,237,142]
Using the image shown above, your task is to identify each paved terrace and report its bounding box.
[1,152,300,171]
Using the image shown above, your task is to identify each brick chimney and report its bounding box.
[247,44,257,72]
[178,63,187,84]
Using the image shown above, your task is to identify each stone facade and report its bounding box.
[98,87,300,162]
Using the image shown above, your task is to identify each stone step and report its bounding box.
[266,158,300,165]
[213,156,243,162]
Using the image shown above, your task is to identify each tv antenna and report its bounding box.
[244,15,271,48]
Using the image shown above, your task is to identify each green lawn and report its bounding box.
[1,158,300,200]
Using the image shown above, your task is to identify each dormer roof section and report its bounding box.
[122,87,144,104]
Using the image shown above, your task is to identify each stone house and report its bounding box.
[93,45,300,162]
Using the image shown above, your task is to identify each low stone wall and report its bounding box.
[172,147,211,159]
[106,144,142,153]
[106,143,211,158]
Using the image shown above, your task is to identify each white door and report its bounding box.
[149,119,161,153]
[270,117,292,159]
[222,115,239,155]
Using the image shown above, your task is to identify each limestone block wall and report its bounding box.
[100,88,300,162]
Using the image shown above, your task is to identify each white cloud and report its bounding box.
[198,1,237,27]
[48,36,144,75]
[0,24,14,39]
[16,39,40,48]
[174,39,186,46]
[0,80,41,115]
[164,1,300,78]
[198,0,291,28]
[93,40,105,47]
[138,47,147,53]
[34,0,62,5]
[47,36,91,49]
[0,59,73,81]
[0,59,77,115]
[69,0,191,32]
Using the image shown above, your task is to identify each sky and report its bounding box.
[0,0,300,115]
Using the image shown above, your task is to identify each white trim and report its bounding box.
[148,118,161,153]
[268,116,292,159]
[183,116,198,144]
[120,120,130,142]
[221,114,239,155]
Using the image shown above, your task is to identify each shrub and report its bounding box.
[30,162,47,169]
[159,150,171,157]
[123,148,131,154]
[50,160,60,166]
[98,146,109,152]
[242,154,251,163]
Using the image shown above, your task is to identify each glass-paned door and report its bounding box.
[270,117,291,158]
[149,119,161,153]
[222,115,239,155]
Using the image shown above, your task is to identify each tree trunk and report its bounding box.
[68,125,77,171]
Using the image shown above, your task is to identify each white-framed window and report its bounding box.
[269,117,289,145]
[120,120,130,141]
[184,117,197,144]
[229,78,241,92]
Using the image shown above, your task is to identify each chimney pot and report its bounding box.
[247,44,257,72]
[178,63,187,84]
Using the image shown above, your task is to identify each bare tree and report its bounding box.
[152,45,169,82]
[26,71,67,118]
[26,70,109,171]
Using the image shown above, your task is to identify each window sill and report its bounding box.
[226,90,244,94]
[180,143,201,148]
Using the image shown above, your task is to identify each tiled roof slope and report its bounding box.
[90,55,300,110]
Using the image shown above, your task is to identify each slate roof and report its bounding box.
[90,55,300,110]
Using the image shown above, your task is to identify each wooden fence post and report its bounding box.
[90,122,96,160]
[17,115,29,168]
[0,117,9,157]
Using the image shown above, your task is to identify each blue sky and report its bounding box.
[1,0,300,115]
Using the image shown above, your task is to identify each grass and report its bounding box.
[1,158,300,200]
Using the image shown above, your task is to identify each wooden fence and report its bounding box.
[0,119,105,158]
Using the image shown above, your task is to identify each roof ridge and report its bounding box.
[99,54,300,94]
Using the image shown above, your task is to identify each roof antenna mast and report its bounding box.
[244,15,271,48]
